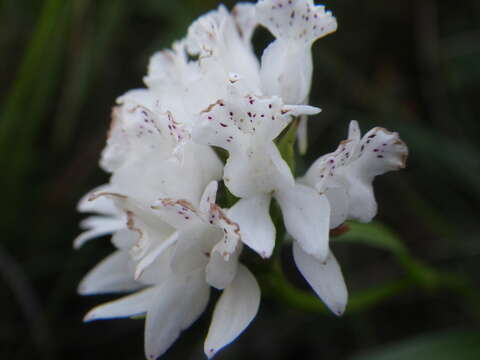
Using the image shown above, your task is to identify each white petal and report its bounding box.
[100,92,169,173]
[204,265,260,358]
[232,3,257,44]
[73,229,108,249]
[343,179,377,223]
[77,184,118,215]
[207,205,241,260]
[257,0,337,103]
[99,106,130,173]
[111,142,222,207]
[275,183,330,261]
[192,89,319,197]
[111,229,138,250]
[223,142,294,197]
[256,0,337,45]
[283,104,321,117]
[348,120,361,142]
[350,127,408,179]
[297,115,308,155]
[134,231,179,280]
[83,287,157,321]
[170,225,218,275]
[193,91,313,148]
[139,245,176,286]
[205,246,240,290]
[78,251,141,295]
[79,215,123,231]
[143,47,193,93]
[344,126,408,222]
[228,195,275,258]
[151,197,200,229]
[73,216,124,249]
[260,39,313,104]
[293,242,348,316]
[325,186,349,229]
[144,271,210,360]
[109,197,176,263]
[117,88,157,108]
[185,5,261,92]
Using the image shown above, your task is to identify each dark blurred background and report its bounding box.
[1,0,480,359]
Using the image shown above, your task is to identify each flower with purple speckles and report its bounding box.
[74,1,408,359]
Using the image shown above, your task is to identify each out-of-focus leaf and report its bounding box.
[267,223,439,314]
[350,330,480,360]
[336,222,440,289]
[336,221,408,256]
[52,0,127,150]
[267,259,415,314]
[0,0,70,227]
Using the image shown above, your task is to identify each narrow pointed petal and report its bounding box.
[232,3,257,44]
[73,230,108,249]
[77,184,118,215]
[204,265,260,358]
[228,195,275,258]
[297,115,308,155]
[78,251,141,295]
[83,287,157,322]
[79,215,123,231]
[293,242,348,316]
[73,216,124,249]
[282,104,321,117]
[348,120,361,142]
[275,183,330,261]
[144,271,210,360]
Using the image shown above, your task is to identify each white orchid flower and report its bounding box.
[192,79,326,260]
[185,5,262,94]
[83,260,260,360]
[143,4,261,131]
[286,121,407,316]
[257,0,337,104]
[302,120,409,228]
[75,1,409,358]
[77,84,225,276]
[257,0,337,153]
[81,181,261,359]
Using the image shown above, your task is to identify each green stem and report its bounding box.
[265,244,480,316]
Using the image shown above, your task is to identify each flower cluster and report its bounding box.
[75,1,408,359]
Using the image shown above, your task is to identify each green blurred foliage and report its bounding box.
[351,330,480,360]
[1,0,479,359]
